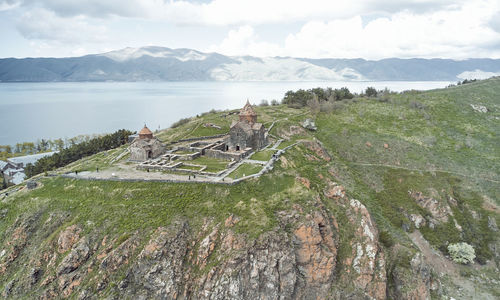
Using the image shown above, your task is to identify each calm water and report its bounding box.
[0,81,452,145]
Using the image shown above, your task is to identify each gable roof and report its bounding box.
[239,100,257,116]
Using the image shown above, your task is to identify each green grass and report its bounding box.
[249,150,275,161]
[58,145,129,173]
[189,156,229,173]
[276,139,296,149]
[229,163,262,179]
[178,164,203,171]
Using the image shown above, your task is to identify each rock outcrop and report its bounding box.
[0,185,442,300]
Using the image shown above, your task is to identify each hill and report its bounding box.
[1,46,500,82]
[0,78,499,299]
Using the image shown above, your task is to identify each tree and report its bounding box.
[365,87,378,97]
[25,129,132,178]
[307,94,320,115]
[448,242,475,264]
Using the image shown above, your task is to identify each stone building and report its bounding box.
[129,125,165,161]
[225,101,268,151]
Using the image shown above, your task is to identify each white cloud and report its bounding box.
[208,0,500,59]
[2,0,500,59]
[4,0,467,24]
[207,26,283,57]
[16,8,108,44]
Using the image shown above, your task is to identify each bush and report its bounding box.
[282,87,356,108]
[365,87,378,97]
[270,99,280,106]
[379,231,395,248]
[448,242,475,264]
[320,101,344,113]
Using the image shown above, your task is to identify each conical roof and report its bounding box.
[239,100,256,116]
[139,125,153,135]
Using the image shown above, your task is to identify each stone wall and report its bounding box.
[205,148,251,161]
[174,134,227,143]
[129,138,165,162]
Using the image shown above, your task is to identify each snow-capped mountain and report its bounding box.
[1,46,499,82]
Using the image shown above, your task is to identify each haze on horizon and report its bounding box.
[0,0,499,60]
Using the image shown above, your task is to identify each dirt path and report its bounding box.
[409,230,457,276]
[410,230,498,300]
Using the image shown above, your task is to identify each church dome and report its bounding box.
[138,125,153,139]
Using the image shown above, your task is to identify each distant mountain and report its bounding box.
[1,46,499,82]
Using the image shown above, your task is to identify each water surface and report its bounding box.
[0,81,452,145]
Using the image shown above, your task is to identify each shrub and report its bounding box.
[448,242,475,264]
[379,231,395,248]
[409,101,426,110]
[365,87,378,97]
[270,99,279,106]
[259,100,269,106]
[320,101,344,113]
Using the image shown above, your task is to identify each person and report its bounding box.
[189,175,191,180]
[96,167,99,173]
[75,170,78,175]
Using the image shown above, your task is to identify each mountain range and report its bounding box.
[1,46,500,82]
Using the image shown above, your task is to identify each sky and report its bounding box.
[0,0,499,59]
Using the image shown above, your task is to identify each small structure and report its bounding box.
[129,125,165,161]
[225,101,268,151]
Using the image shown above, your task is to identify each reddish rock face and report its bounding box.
[303,140,331,162]
[294,212,338,285]
[58,225,82,253]
[409,190,453,223]
[324,182,346,200]
[296,176,311,189]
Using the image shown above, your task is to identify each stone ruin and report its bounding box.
[131,101,269,176]
[129,125,165,161]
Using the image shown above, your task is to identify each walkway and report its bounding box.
[61,141,300,185]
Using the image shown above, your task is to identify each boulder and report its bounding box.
[302,119,317,131]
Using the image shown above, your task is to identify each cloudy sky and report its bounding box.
[1,0,499,59]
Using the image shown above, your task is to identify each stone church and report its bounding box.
[225,101,268,151]
[129,125,165,161]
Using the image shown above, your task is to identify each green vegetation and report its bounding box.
[0,78,499,298]
[249,150,275,161]
[178,164,203,171]
[282,87,355,108]
[229,163,262,179]
[448,242,476,264]
[189,156,229,173]
[25,129,132,177]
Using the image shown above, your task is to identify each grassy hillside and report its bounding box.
[0,77,498,299]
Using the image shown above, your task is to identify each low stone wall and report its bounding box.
[205,149,249,161]
[61,174,238,185]
[175,134,227,143]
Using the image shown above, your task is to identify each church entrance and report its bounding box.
[236,145,240,151]
[147,150,152,159]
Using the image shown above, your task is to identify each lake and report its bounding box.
[0,81,452,146]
